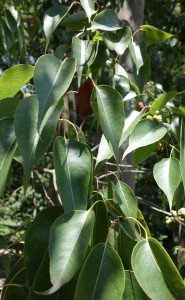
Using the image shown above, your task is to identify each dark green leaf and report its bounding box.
[93,201,109,245]
[123,271,150,300]
[134,143,156,165]
[91,9,121,31]
[180,117,185,191]
[0,97,21,118]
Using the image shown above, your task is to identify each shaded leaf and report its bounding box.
[53,137,92,211]
[123,271,150,300]
[141,25,174,44]
[75,243,125,300]
[134,143,156,165]
[180,117,185,191]
[93,201,109,245]
[153,158,181,210]
[0,65,34,100]
[62,11,89,31]
[0,97,21,118]
[90,9,121,31]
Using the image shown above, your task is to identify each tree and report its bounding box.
[1,1,185,299]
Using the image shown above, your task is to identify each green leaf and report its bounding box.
[118,227,137,270]
[134,143,156,165]
[135,55,151,92]
[43,5,69,49]
[75,243,125,300]
[102,26,132,55]
[93,201,109,245]
[1,258,27,300]
[0,97,21,118]
[80,0,95,21]
[95,85,124,163]
[150,91,179,115]
[62,11,89,31]
[90,9,121,31]
[129,42,147,75]
[94,134,112,175]
[0,118,17,196]
[53,137,92,211]
[88,42,109,75]
[140,25,174,44]
[132,238,185,300]
[41,210,95,295]
[115,181,138,218]
[34,55,76,127]
[123,271,150,300]
[180,117,185,191]
[153,158,181,210]
[24,207,64,298]
[123,119,170,159]
[0,65,34,100]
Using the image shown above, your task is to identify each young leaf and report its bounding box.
[53,137,92,211]
[129,42,147,75]
[115,181,138,219]
[102,26,132,55]
[75,243,125,300]
[140,25,174,44]
[43,210,95,295]
[132,238,185,300]
[180,117,185,191]
[149,91,179,115]
[34,55,76,127]
[95,85,124,164]
[43,5,69,49]
[0,65,34,100]
[122,119,170,160]
[153,158,181,210]
[90,9,121,31]
[0,118,17,196]
[80,0,95,21]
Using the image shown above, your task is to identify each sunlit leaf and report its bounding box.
[129,42,147,75]
[150,91,179,116]
[75,243,125,300]
[80,0,95,21]
[140,25,174,44]
[90,9,121,31]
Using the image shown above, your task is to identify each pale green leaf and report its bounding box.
[129,42,147,75]
[80,0,95,21]
[42,210,95,295]
[53,137,92,211]
[0,65,34,100]
[150,91,179,116]
[140,25,174,44]
[153,158,181,210]
[75,243,125,300]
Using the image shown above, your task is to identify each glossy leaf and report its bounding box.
[62,11,89,31]
[140,25,174,44]
[102,26,132,55]
[53,137,92,211]
[123,271,150,300]
[1,258,27,300]
[34,55,76,127]
[115,181,138,218]
[91,9,121,31]
[132,238,185,300]
[95,85,124,163]
[0,97,21,118]
[0,118,17,196]
[129,42,147,74]
[43,5,69,49]
[153,158,181,210]
[122,119,170,160]
[42,210,95,295]
[75,243,125,300]
[93,201,109,245]
[94,134,112,174]
[150,91,179,116]
[0,65,34,100]
[180,117,185,191]
[80,0,95,21]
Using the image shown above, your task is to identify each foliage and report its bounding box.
[1,0,185,299]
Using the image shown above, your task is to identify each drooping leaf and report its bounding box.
[132,238,185,300]
[43,5,69,49]
[153,158,181,210]
[0,97,21,118]
[149,91,179,116]
[90,9,121,31]
[180,117,185,191]
[94,134,112,175]
[34,55,76,127]
[0,65,34,100]
[115,181,138,218]
[122,119,170,160]
[102,26,132,55]
[123,271,150,300]
[1,258,27,300]
[134,143,156,165]
[93,201,109,245]
[0,118,17,196]
[80,0,95,21]
[75,243,125,300]
[40,210,95,295]
[95,85,124,163]
[53,137,92,211]
[140,25,174,44]
[129,42,147,75]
